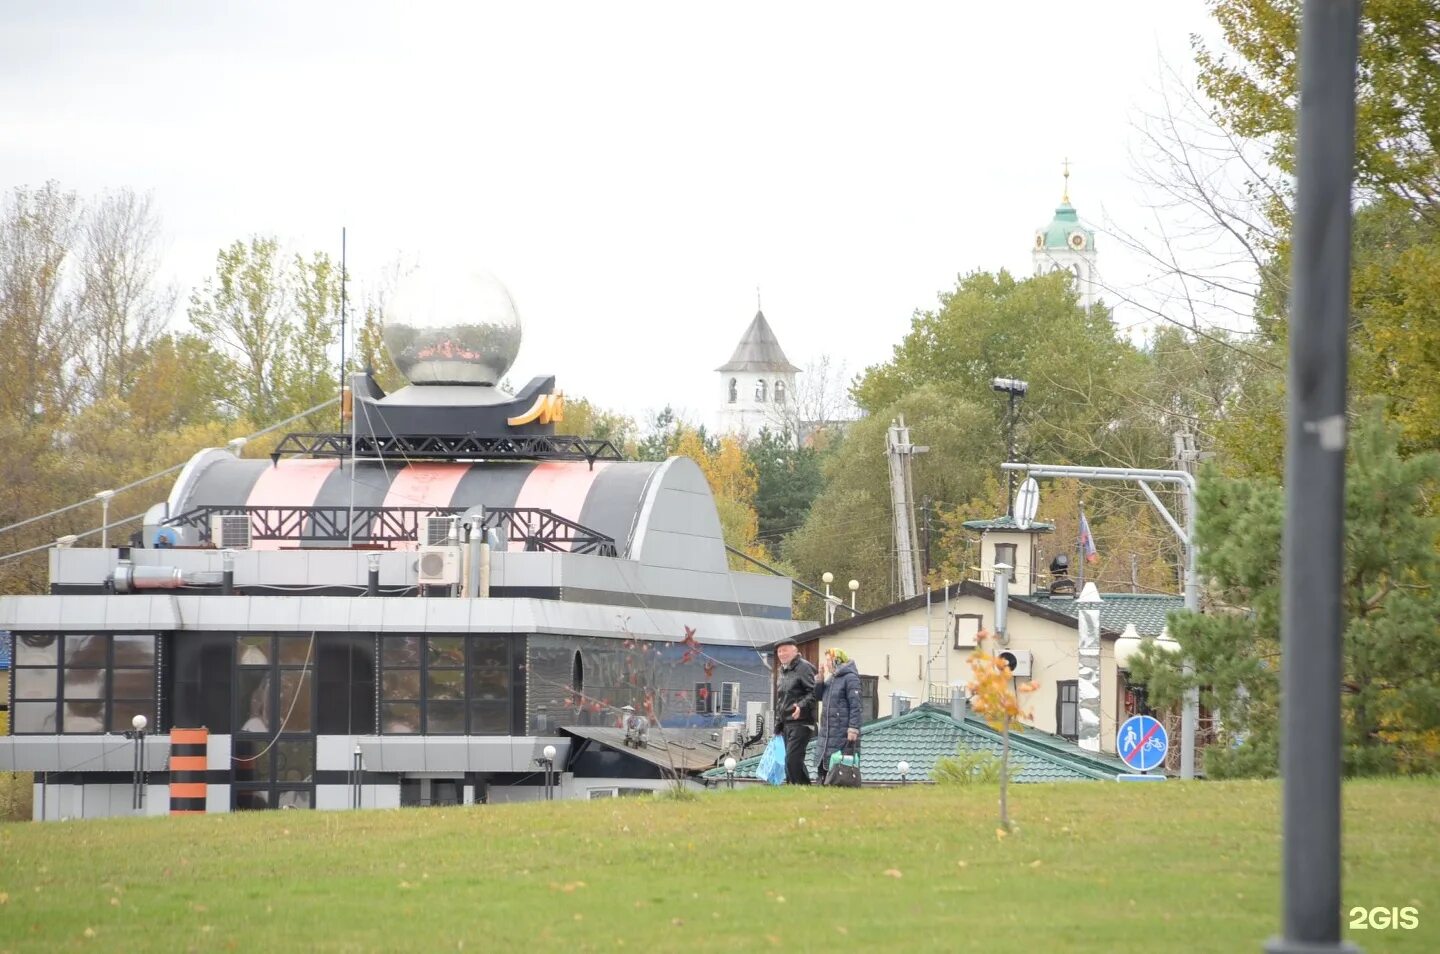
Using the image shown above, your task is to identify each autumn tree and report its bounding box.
[563,397,638,455]
[782,386,994,616]
[187,237,344,427]
[967,629,1039,833]
[0,181,84,425]
[74,189,173,402]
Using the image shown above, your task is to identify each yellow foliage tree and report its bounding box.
[967,629,1039,832]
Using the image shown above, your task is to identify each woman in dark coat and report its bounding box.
[812,648,863,782]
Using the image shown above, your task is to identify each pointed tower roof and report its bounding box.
[716,310,801,373]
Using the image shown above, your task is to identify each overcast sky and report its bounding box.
[2,1,1231,430]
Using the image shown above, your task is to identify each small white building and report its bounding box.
[716,309,800,441]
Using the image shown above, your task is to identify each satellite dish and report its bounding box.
[1014,478,1040,529]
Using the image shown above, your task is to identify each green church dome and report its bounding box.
[1036,201,1096,253]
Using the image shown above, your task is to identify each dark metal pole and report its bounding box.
[138,730,146,812]
[1006,391,1017,516]
[1267,2,1361,952]
[338,226,347,432]
[922,496,932,579]
[132,732,142,811]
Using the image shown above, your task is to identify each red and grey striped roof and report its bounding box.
[170,456,667,554]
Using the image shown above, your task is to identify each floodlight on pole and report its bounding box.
[990,380,1028,515]
[94,489,116,549]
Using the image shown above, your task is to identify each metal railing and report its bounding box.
[164,505,619,556]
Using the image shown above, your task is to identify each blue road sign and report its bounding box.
[1117,715,1168,772]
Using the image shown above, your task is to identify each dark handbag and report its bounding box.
[824,741,862,787]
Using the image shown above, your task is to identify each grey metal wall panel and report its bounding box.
[577,463,662,553]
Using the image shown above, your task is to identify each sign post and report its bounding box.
[1116,714,1168,781]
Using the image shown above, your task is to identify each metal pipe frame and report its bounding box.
[1002,461,1199,780]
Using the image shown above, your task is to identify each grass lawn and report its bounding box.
[0,779,1437,953]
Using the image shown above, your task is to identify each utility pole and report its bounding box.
[1268,1,1362,951]
[886,418,927,600]
[991,378,1029,516]
[921,496,932,580]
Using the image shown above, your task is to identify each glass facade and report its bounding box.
[378,634,516,735]
[526,633,770,731]
[233,634,316,810]
[9,633,156,734]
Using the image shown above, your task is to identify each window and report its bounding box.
[10,633,156,734]
[401,777,462,807]
[993,543,1017,583]
[860,675,879,723]
[233,634,316,811]
[953,614,982,649]
[694,681,713,715]
[728,378,737,403]
[754,379,767,402]
[1056,680,1079,741]
[379,634,513,735]
[774,381,786,404]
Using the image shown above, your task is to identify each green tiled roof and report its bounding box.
[702,705,1131,785]
[1018,593,1185,638]
[960,515,1055,532]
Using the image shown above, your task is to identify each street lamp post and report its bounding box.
[94,490,115,549]
[724,756,737,790]
[848,579,859,610]
[821,572,843,626]
[124,713,148,812]
[990,379,1028,516]
[898,760,910,785]
[540,744,557,801]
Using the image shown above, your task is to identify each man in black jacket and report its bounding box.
[773,637,816,785]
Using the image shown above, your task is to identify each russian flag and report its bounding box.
[1080,511,1099,564]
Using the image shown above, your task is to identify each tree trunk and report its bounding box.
[999,714,1011,830]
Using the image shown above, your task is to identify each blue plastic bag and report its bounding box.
[757,735,787,786]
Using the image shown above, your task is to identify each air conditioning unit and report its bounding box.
[719,682,740,715]
[719,722,744,757]
[417,545,461,586]
[997,648,1033,678]
[423,515,460,547]
[209,514,251,549]
[746,701,770,738]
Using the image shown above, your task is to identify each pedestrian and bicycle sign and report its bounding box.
[1116,714,1168,778]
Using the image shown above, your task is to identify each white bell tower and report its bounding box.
[1032,161,1099,312]
[716,302,800,441]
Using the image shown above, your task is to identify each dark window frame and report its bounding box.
[1056,679,1079,741]
[953,613,983,649]
[9,632,156,735]
[860,674,879,723]
[233,633,317,812]
[378,634,513,736]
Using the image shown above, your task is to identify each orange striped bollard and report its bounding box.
[168,728,208,815]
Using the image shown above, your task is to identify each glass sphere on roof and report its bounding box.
[382,257,523,386]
